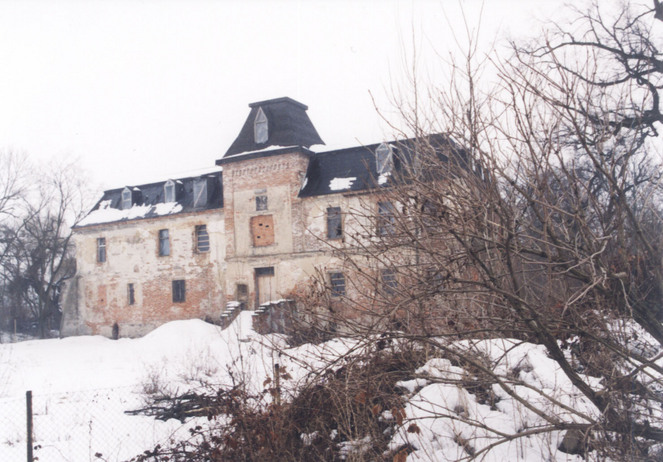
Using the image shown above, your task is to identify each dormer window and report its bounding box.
[164,180,176,203]
[254,107,268,144]
[121,187,132,210]
[193,178,207,208]
[376,143,393,176]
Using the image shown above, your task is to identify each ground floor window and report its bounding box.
[172,279,186,303]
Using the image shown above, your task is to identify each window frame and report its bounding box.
[381,268,398,296]
[193,178,208,208]
[97,237,106,263]
[376,143,393,176]
[254,107,268,144]
[121,187,132,210]
[164,179,176,203]
[127,283,135,305]
[327,206,343,240]
[172,279,186,303]
[195,224,210,253]
[256,195,268,211]
[158,229,170,256]
[377,201,396,236]
[329,271,346,297]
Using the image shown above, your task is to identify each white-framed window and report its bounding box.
[195,224,210,252]
[164,179,176,203]
[376,143,393,176]
[121,187,132,210]
[254,107,268,144]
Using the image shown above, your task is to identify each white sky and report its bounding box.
[0,0,569,193]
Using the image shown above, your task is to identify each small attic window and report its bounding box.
[164,180,176,203]
[376,143,393,176]
[254,107,268,144]
[121,187,132,210]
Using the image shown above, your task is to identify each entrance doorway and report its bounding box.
[254,267,275,308]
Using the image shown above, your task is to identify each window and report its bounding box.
[256,195,268,211]
[158,229,170,256]
[172,280,186,303]
[97,237,106,263]
[121,187,132,210]
[250,215,275,246]
[193,178,207,208]
[327,206,342,239]
[127,283,135,305]
[329,272,346,297]
[254,107,268,144]
[381,268,398,295]
[196,224,210,252]
[164,180,176,203]
[377,201,396,235]
[376,143,393,176]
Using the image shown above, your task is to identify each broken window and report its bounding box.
[158,229,170,256]
[377,201,396,236]
[193,178,208,208]
[164,180,176,203]
[329,272,346,297]
[121,187,132,210]
[376,143,393,176]
[256,195,268,211]
[196,224,210,252]
[172,280,186,303]
[327,206,342,239]
[251,215,275,247]
[254,107,268,144]
[381,268,397,295]
[97,237,106,263]
[127,283,135,305]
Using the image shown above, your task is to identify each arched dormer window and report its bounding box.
[376,143,393,176]
[164,179,176,203]
[254,107,268,144]
[121,187,132,210]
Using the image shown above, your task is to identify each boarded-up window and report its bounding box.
[250,215,274,247]
[196,224,210,252]
[172,280,186,303]
[327,207,342,239]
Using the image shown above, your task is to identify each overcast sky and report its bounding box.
[0,0,569,193]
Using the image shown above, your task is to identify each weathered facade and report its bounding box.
[61,97,455,337]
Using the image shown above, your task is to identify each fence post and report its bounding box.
[26,390,33,462]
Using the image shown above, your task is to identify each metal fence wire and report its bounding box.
[1,387,196,462]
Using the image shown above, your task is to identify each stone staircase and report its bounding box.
[219,300,245,329]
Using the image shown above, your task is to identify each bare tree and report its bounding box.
[294,1,663,459]
[1,157,88,338]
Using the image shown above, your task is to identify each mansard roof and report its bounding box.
[75,170,223,228]
[222,97,324,159]
[299,134,464,197]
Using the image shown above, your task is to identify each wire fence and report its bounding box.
[1,387,195,462]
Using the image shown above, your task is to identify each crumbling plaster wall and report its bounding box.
[64,209,225,337]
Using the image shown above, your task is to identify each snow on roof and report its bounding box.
[329,177,356,191]
[77,202,183,227]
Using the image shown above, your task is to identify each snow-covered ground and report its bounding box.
[1,313,655,461]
